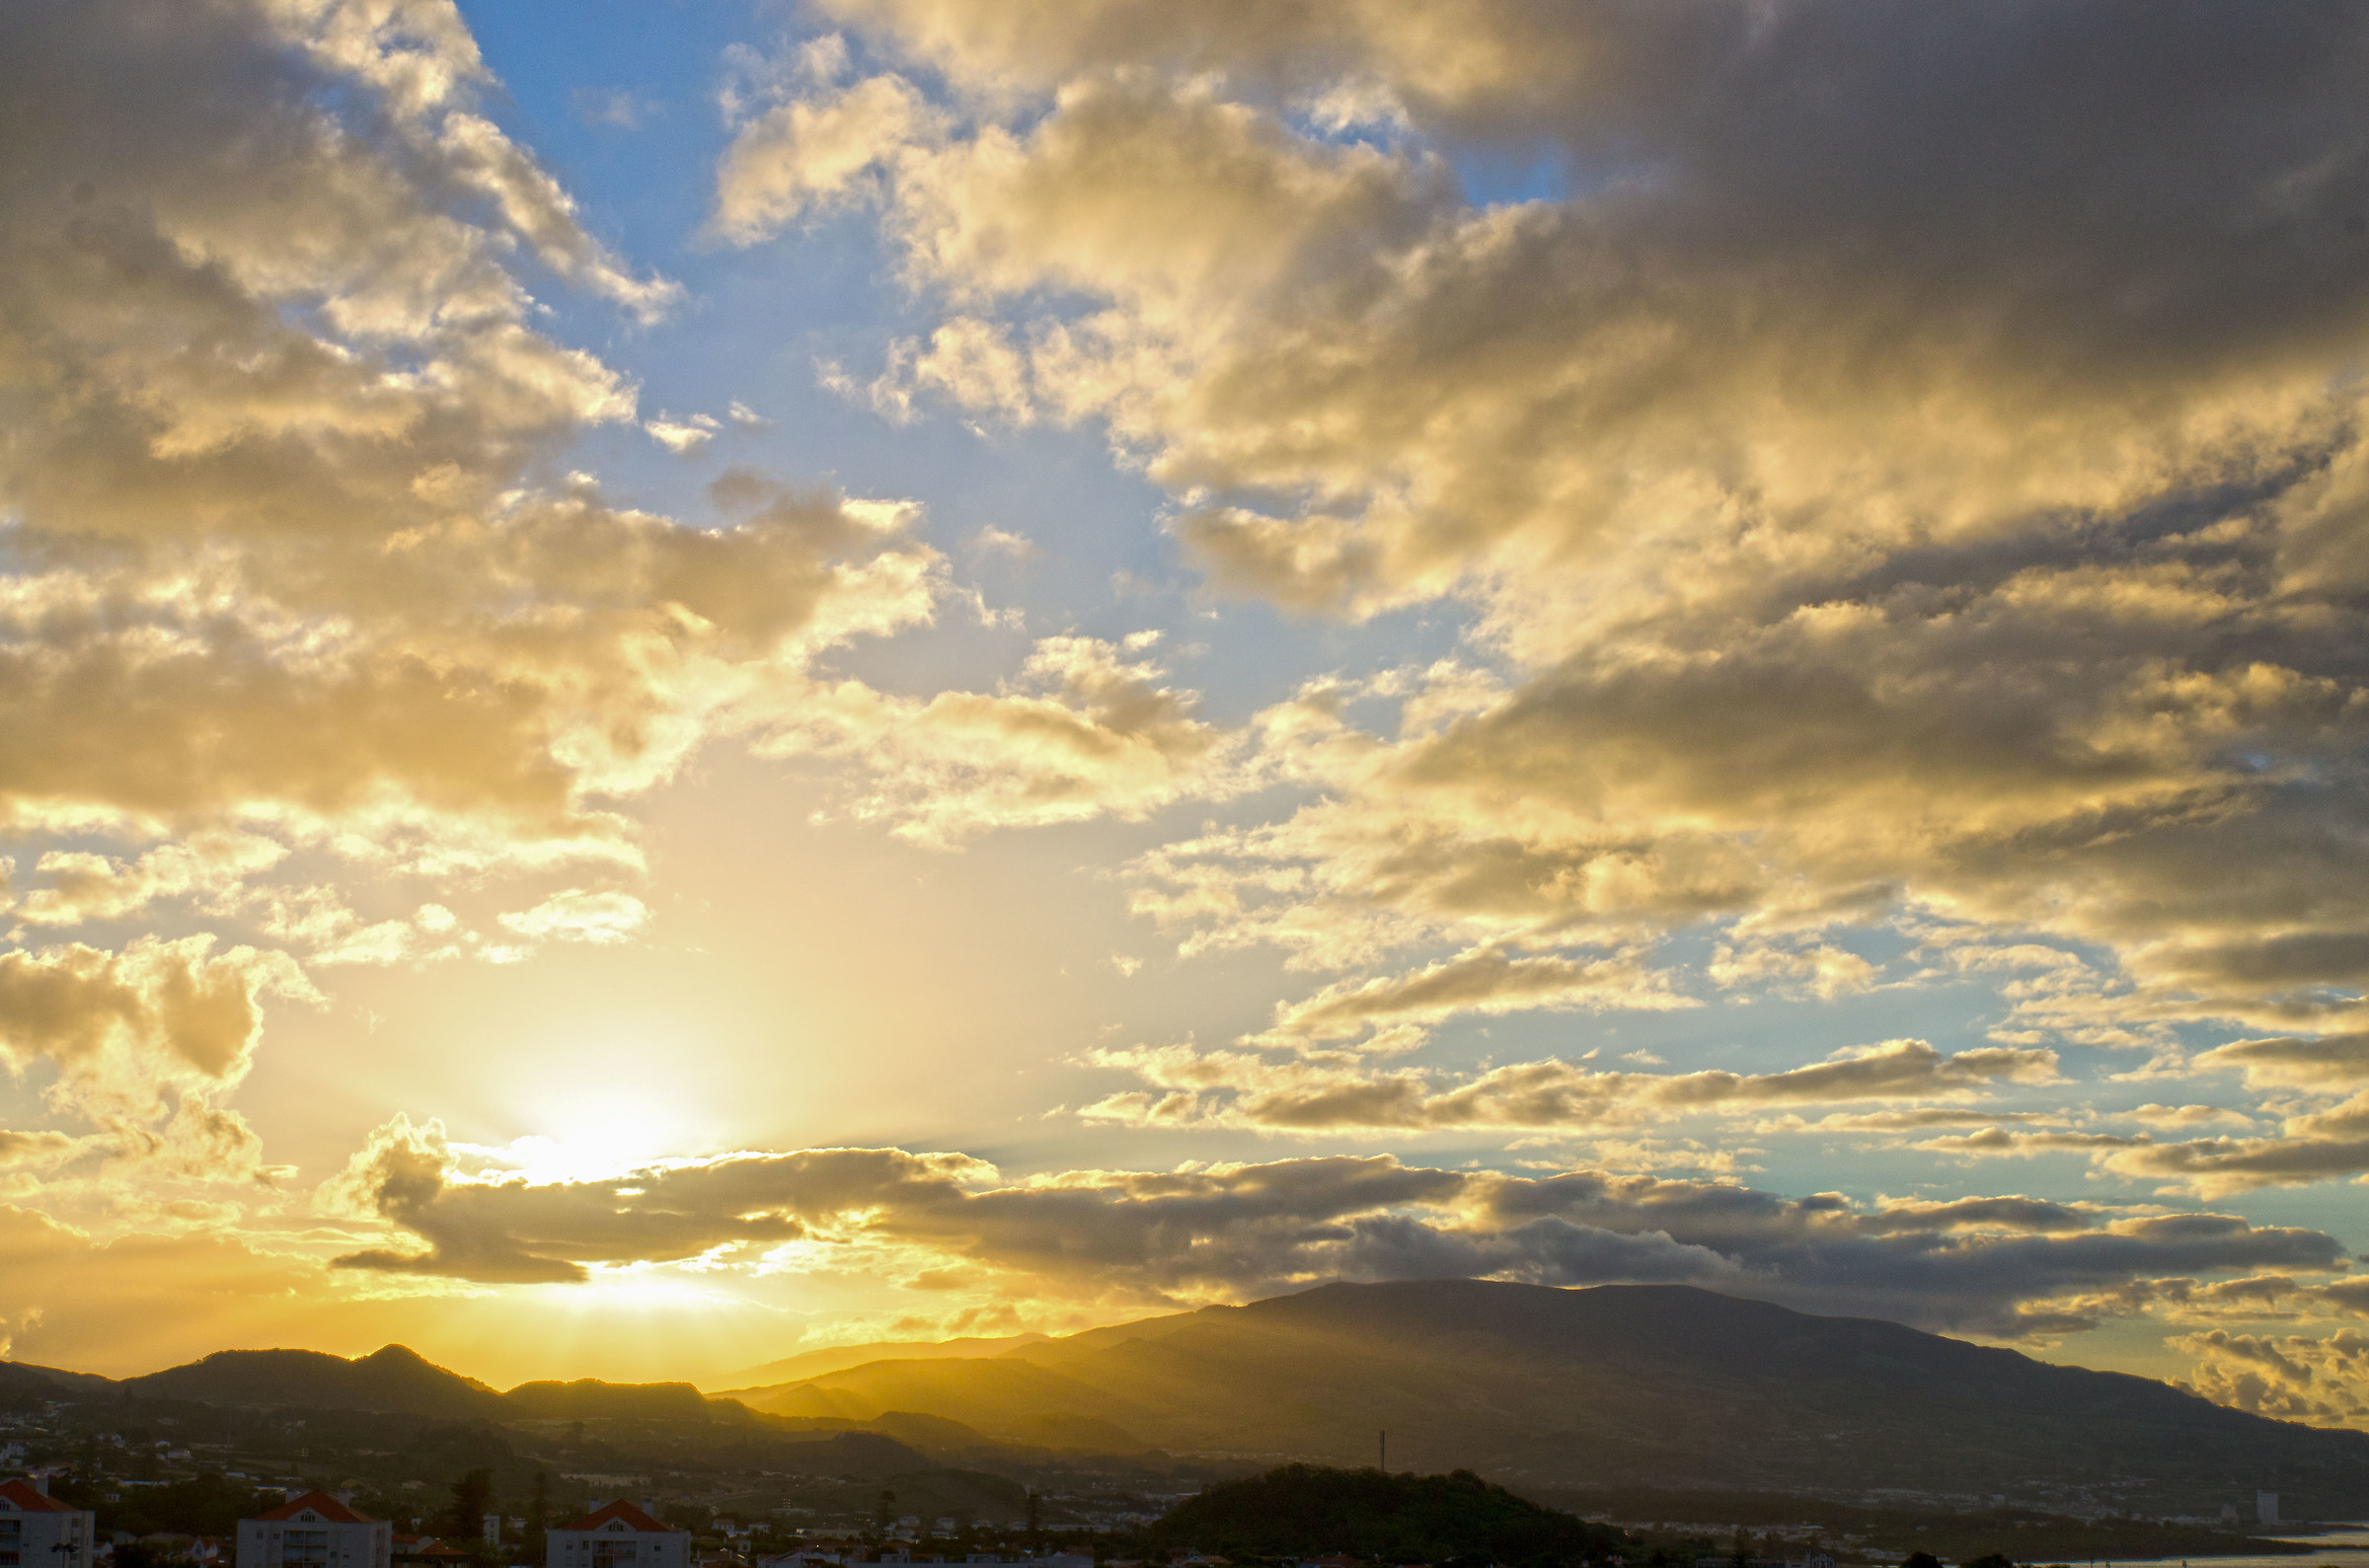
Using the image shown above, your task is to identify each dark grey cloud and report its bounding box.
[322,1122,2350,1337]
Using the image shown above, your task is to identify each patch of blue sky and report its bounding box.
[1449,145,1578,209]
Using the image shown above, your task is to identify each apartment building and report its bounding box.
[2,1477,94,1568]
[547,1500,689,1568]
[235,1492,392,1568]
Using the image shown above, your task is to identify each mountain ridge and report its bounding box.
[717,1331,1052,1389]
[12,1281,2369,1514]
[728,1280,2369,1513]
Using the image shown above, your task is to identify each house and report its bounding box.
[3,1477,97,1568]
[546,1501,689,1568]
[235,1492,391,1568]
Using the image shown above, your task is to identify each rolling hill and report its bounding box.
[724,1280,2369,1514]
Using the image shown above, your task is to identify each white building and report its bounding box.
[548,1500,689,1568]
[2,1477,95,1568]
[236,1491,391,1568]
[2256,1492,2280,1526]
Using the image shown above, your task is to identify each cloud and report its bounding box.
[712,64,942,244]
[317,1125,2349,1340]
[2196,1033,2369,1087]
[496,890,650,946]
[0,1130,84,1171]
[970,526,1039,562]
[1261,945,1696,1044]
[755,632,1240,844]
[2096,1093,2369,1198]
[573,88,657,131]
[0,1,945,859]
[646,411,722,453]
[0,937,309,1105]
[1080,1037,2062,1133]
[768,0,2369,1083]
[0,936,313,1177]
[2172,1328,2369,1425]
[318,1116,989,1283]
[2125,1102,2259,1131]
[12,833,291,929]
[0,0,1056,1189]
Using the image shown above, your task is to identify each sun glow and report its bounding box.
[485,1092,700,1185]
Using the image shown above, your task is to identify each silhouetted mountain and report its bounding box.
[1149,1464,1624,1562]
[718,1332,1049,1388]
[30,1344,778,1426]
[122,1345,501,1416]
[746,1356,1138,1442]
[501,1379,720,1420]
[755,1409,1008,1454]
[0,1360,114,1407]
[732,1280,2369,1515]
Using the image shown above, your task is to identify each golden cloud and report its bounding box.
[313,1124,2351,1342]
[738,1,2369,1088]
[1080,1037,2060,1133]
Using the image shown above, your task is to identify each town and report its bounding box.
[0,1441,2318,1568]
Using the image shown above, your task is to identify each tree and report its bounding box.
[448,1469,496,1542]
[1903,1552,1944,1568]
[875,1491,896,1533]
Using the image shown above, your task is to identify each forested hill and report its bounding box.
[1147,1465,1627,1562]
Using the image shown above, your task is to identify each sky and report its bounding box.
[6,0,2369,1427]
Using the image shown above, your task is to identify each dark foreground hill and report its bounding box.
[1150,1464,1625,1563]
[729,1280,2369,1515]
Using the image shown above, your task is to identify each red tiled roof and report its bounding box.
[258,1492,374,1525]
[558,1501,672,1533]
[0,1480,78,1514]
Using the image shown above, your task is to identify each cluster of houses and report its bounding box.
[6,1483,1110,1568]
[3,1485,697,1568]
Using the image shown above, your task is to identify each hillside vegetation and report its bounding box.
[1150,1465,1627,1563]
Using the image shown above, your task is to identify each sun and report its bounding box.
[489,1091,699,1185]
